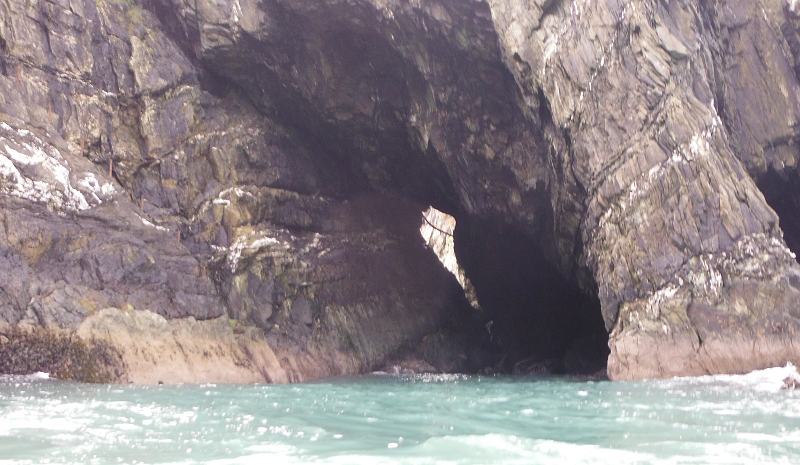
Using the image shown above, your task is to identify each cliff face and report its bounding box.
[0,0,798,382]
[492,0,800,378]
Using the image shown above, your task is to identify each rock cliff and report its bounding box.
[0,0,798,382]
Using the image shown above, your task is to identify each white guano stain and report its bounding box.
[0,122,115,212]
[218,187,255,199]
[231,0,242,24]
[78,172,117,204]
[770,236,797,260]
[135,213,170,232]
[226,231,289,272]
[644,284,680,320]
[688,255,723,297]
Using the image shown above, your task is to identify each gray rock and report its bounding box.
[1,0,799,382]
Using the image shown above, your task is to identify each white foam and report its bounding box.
[411,435,653,465]
[0,372,51,383]
[207,445,306,464]
[670,363,800,392]
[0,408,92,435]
[390,372,471,383]
[181,434,661,465]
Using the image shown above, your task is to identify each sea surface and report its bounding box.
[1,366,799,464]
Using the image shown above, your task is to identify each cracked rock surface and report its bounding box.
[0,0,799,381]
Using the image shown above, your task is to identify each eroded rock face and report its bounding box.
[0,0,799,381]
[0,0,469,383]
[490,0,800,378]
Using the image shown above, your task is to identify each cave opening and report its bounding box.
[759,168,800,264]
[180,6,612,376]
[231,31,613,375]
[450,216,609,376]
[418,206,608,376]
[264,26,613,376]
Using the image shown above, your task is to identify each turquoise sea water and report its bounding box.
[1,367,800,464]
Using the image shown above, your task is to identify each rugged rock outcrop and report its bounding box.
[1,0,799,382]
[489,0,800,378]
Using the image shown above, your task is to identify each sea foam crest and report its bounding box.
[674,363,800,392]
[0,372,50,383]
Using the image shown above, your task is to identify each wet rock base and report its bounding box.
[0,327,121,383]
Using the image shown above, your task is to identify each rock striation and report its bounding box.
[0,0,799,382]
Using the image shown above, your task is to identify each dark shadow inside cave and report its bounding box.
[452,216,609,376]
[759,169,800,264]
[416,207,609,376]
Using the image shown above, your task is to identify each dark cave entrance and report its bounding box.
[417,206,609,376]
[759,169,800,264]
[282,30,612,376]
[448,216,609,376]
